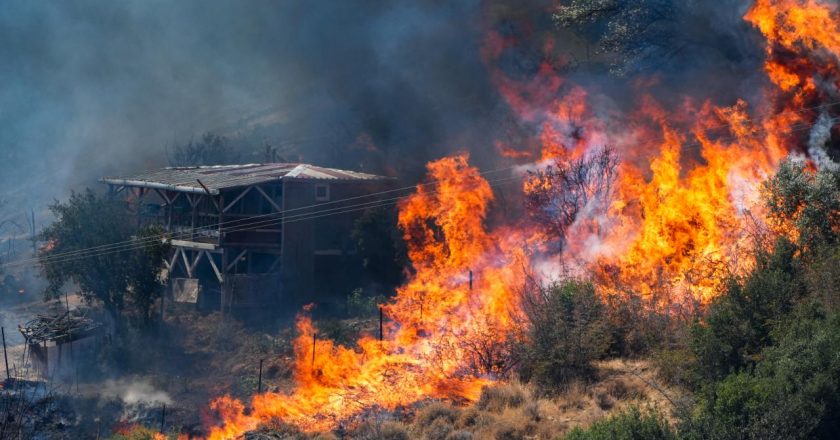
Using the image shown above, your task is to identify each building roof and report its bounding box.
[100,163,389,195]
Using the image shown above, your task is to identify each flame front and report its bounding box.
[206,1,840,437]
[208,156,530,438]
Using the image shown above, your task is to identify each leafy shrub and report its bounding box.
[683,306,840,440]
[564,406,676,440]
[653,348,699,388]
[519,280,611,388]
[690,238,805,382]
[763,160,840,249]
[346,288,386,318]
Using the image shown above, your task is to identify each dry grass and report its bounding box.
[341,358,686,440]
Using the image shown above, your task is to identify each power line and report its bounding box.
[3,174,523,269]
[20,165,518,268]
[6,106,838,269]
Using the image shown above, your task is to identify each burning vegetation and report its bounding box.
[2,0,840,439]
[197,0,840,437]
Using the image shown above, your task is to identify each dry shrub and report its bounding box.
[456,408,495,430]
[415,402,461,427]
[492,422,526,440]
[424,418,455,440]
[604,378,629,400]
[412,402,461,440]
[350,420,409,440]
[593,390,614,411]
[445,431,473,440]
[476,382,527,413]
[558,381,590,411]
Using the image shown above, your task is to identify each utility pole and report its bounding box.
[160,404,166,433]
[1,327,9,381]
[379,306,384,342]
[258,359,264,393]
[30,209,36,256]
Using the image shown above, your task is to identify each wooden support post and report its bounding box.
[258,359,264,393]
[220,250,228,317]
[196,179,220,212]
[311,333,317,369]
[379,307,384,342]
[1,327,9,381]
[160,404,166,433]
[469,270,473,290]
[30,209,36,257]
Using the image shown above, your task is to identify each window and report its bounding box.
[315,183,330,201]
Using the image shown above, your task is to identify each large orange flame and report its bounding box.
[207,156,531,438]
[203,1,840,437]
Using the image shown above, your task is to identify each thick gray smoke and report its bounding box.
[0,0,501,214]
[0,0,777,218]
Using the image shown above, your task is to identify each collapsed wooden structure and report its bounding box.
[19,311,103,377]
[100,163,391,314]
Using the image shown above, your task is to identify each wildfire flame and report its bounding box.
[204,0,840,437]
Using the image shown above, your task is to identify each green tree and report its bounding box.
[553,0,745,76]
[168,132,239,166]
[39,190,168,326]
[763,160,840,249]
[690,238,805,382]
[684,306,840,440]
[352,206,406,288]
[519,279,611,388]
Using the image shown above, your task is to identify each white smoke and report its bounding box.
[808,111,839,171]
[101,379,172,406]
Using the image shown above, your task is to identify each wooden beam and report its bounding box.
[170,239,218,251]
[222,186,253,213]
[255,185,282,213]
[267,254,282,273]
[153,188,171,204]
[189,251,203,274]
[168,248,181,272]
[226,249,247,272]
[197,179,221,212]
[205,251,224,283]
[181,249,193,278]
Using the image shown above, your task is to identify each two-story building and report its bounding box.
[100,163,391,316]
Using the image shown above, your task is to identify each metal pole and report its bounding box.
[258,359,264,393]
[1,327,9,381]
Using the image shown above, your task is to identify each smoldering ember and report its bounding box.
[2,1,840,439]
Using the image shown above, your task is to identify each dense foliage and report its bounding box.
[565,406,676,440]
[39,189,169,325]
[519,280,611,388]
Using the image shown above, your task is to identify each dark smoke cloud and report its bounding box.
[0,0,774,216]
[0,0,501,213]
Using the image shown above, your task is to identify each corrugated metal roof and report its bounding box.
[100,163,389,195]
